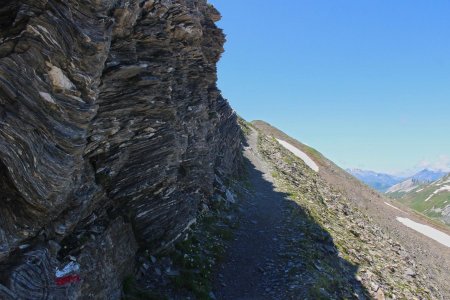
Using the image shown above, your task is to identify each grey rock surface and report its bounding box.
[0,0,241,298]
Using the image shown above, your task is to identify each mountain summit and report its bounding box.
[411,169,447,182]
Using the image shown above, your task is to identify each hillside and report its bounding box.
[248,120,450,299]
[394,174,450,226]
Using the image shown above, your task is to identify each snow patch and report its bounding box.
[396,217,450,248]
[275,139,319,172]
[424,185,450,202]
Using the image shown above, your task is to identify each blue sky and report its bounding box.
[209,0,450,175]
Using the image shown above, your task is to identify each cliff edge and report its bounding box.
[0,0,241,298]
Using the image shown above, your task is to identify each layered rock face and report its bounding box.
[0,0,241,298]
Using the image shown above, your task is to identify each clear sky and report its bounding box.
[208,0,450,175]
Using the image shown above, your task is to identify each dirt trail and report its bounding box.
[213,130,286,299]
[213,129,366,299]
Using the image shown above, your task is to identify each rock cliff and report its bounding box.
[0,0,241,298]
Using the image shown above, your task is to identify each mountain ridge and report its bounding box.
[387,169,448,195]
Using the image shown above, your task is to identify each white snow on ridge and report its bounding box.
[396,217,450,248]
[424,185,450,202]
[275,139,319,172]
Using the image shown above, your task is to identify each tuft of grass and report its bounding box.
[237,116,253,137]
[164,186,240,299]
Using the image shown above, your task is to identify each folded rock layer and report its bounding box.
[0,0,241,298]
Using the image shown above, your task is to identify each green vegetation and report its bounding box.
[237,116,253,137]
[122,179,243,300]
[168,197,238,299]
[394,177,450,227]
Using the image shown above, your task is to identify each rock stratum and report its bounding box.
[0,0,241,298]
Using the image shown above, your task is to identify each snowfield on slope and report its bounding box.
[276,139,319,172]
[424,185,450,202]
[396,217,450,248]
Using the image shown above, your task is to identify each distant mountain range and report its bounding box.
[346,168,405,192]
[347,168,448,193]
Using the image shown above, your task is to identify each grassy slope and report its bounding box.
[395,176,450,225]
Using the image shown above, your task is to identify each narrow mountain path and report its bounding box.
[213,130,285,299]
[213,129,366,299]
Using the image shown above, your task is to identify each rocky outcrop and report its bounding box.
[0,0,241,298]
